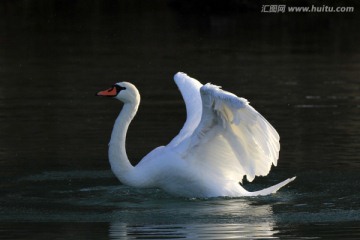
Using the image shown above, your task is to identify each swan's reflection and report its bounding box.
[109,198,278,239]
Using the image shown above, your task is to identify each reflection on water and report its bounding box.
[109,194,276,239]
[109,223,277,239]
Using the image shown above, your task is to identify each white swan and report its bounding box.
[96,72,295,198]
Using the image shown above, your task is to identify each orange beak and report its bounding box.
[96,86,117,97]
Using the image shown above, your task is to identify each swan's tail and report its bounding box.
[248,177,296,196]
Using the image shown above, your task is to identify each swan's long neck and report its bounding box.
[109,101,139,186]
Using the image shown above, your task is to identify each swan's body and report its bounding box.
[97,72,295,198]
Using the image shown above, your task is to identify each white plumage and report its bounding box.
[96,72,295,198]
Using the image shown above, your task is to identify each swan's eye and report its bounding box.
[114,85,126,93]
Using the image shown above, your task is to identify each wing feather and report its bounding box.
[172,81,280,183]
[168,72,203,147]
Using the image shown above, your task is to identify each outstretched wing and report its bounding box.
[168,72,203,147]
[172,82,280,183]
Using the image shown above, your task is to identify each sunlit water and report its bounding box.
[1,0,360,239]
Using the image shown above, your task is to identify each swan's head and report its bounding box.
[96,82,140,104]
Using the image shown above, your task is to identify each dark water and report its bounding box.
[1,1,360,239]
